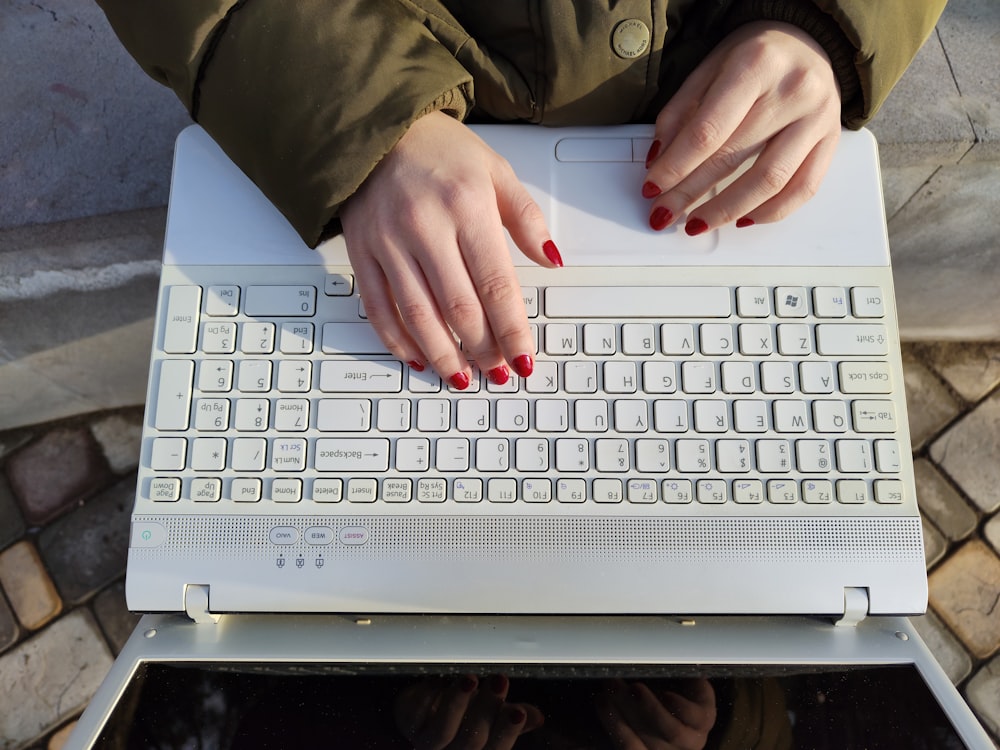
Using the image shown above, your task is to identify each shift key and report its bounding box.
[816,324,889,356]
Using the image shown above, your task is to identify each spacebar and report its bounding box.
[545,287,731,318]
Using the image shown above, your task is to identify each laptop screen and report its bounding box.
[93,661,966,749]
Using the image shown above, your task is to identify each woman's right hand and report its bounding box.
[339,111,562,389]
[394,674,544,749]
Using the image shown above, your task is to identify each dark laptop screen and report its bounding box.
[94,662,967,749]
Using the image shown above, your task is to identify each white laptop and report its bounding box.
[65,125,996,749]
[126,124,924,620]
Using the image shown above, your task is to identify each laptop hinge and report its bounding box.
[184,584,221,624]
[834,587,869,627]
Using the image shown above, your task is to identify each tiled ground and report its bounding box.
[1,343,999,748]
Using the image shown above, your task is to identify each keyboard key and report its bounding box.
[653,400,688,433]
[324,274,354,296]
[321,323,391,354]
[583,323,617,355]
[204,285,239,316]
[488,478,518,503]
[150,477,181,502]
[231,478,262,502]
[151,437,186,470]
[315,439,389,471]
[839,362,891,393]
[240,322,275,354]
[190,478,221,502]
[231,438,267,471]
[556,438,590,472]
[662,479,693,504]
[775,287,808,317]
[738,324,773,356]
[851,287,885,317]
[317,398,371,432]
[198,360,234,393]
[699,324,734,356]
[696,479,727,504]
[736,287,771,317]
[272,478,303,503]
[874,439,901,473]
[777,324,812,356]
[191,437,226,471]
[154,360,194,430]
[815,324,889,356]
[661,324,696,355]
[733,479,763,504]
[454,478,483,503]
[627,479,658,503]
[556,479,587,503]
[767,479,798,504]
[272,438,307,471]
[874,479,904,504]
[244,285,316,316]
[276,360,312,392]
[593,479,624,503]
[163,286,201,354]
[852,400,897,432]
[622,323,656,355]
[837,479,869,504]
[201,321,236,353]
[312,478,343,503]
[320,360,402,392]
[347,478,377,503]
[802,479,833,504]
[279,322,315,354]
[676,439,711,472]
[813,287,848,318]
[799,361,835,393]
[681,362,716,394]
[545,286,731,318]
[523,478,552,503]
[545,323,578,355]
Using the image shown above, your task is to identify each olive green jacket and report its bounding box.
[97,0,945,247]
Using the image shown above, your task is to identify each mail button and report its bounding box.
[268,526,299,545]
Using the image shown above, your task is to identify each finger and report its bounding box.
[412,674,479,750]
[735,126,839,226]
[679,119,836,234]
[345,239,426,369]
[595,690,644,750]
[394,679,450,742]
[450,204,536,381]
[453,676,509,748]
[492,157,563,269]
[367,233,474,389]
[483,703,540,750]
[658,679,717,733]
[647,61,760,195]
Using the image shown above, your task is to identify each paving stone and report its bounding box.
[37,476,133,605]
[986,515,1000,557]
[47,723,76,750]
[916,341,1000,403]
[0,541,62,631]
[914,459,979,541]
[922,516,948,570]
[90,410,144,475]
[928,540,1000,660]
[92,581,140,654]
[966,655,1000,739]
[0,610,113,750]
[0,474,26,551]
[5,427,113,525]
[911,610,974,685]
[0,591,18,653]
[930,391,1000,514]
[902,349,962,450]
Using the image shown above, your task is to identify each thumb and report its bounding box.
[492,162,563,268]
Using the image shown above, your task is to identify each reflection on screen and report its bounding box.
[96,663,966,749]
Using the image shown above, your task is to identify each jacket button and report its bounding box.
[612,19,650,59]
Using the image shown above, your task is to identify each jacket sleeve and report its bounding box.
[724,0,947,128]
[96,0,474,247]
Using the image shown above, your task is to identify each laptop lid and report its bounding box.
[127,124,925,619]
[67,613,995,749]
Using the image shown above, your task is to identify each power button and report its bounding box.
[132,522,167,548]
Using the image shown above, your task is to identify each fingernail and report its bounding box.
[641,181,662,199]
[685,217,708,236]
[460,675,477,693]
[649,206,673,231]
[542,239,563,267]
[508,708,527,725]
[736,217,755,228]
[407,360,425,372]
[487,365,510,386]
[449,372,471,390]
[512,354,534,378]
[645,140,661,168]
[489,674,509,695]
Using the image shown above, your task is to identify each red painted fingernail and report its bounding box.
[512,354,534,378]
[649,206,673,231]
[449,372,471,390]
[489,674,509,695]
[487,365,510,385]
[407,360,425,372]
[542,239,563,267]
[641,181,662,199]
[461,675,477,693]
[685,217,708,236]
[645,140,661,168]
[508,708,527,725]
[736,217,755,228]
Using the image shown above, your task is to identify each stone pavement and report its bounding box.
[0,344,997,748]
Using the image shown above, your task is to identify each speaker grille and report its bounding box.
[132,515,924,562]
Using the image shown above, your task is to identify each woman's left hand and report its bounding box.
[643,20,842,235]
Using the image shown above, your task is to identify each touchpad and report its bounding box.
[550,160,718,265]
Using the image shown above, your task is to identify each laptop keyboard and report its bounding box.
[141,266,910,513]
